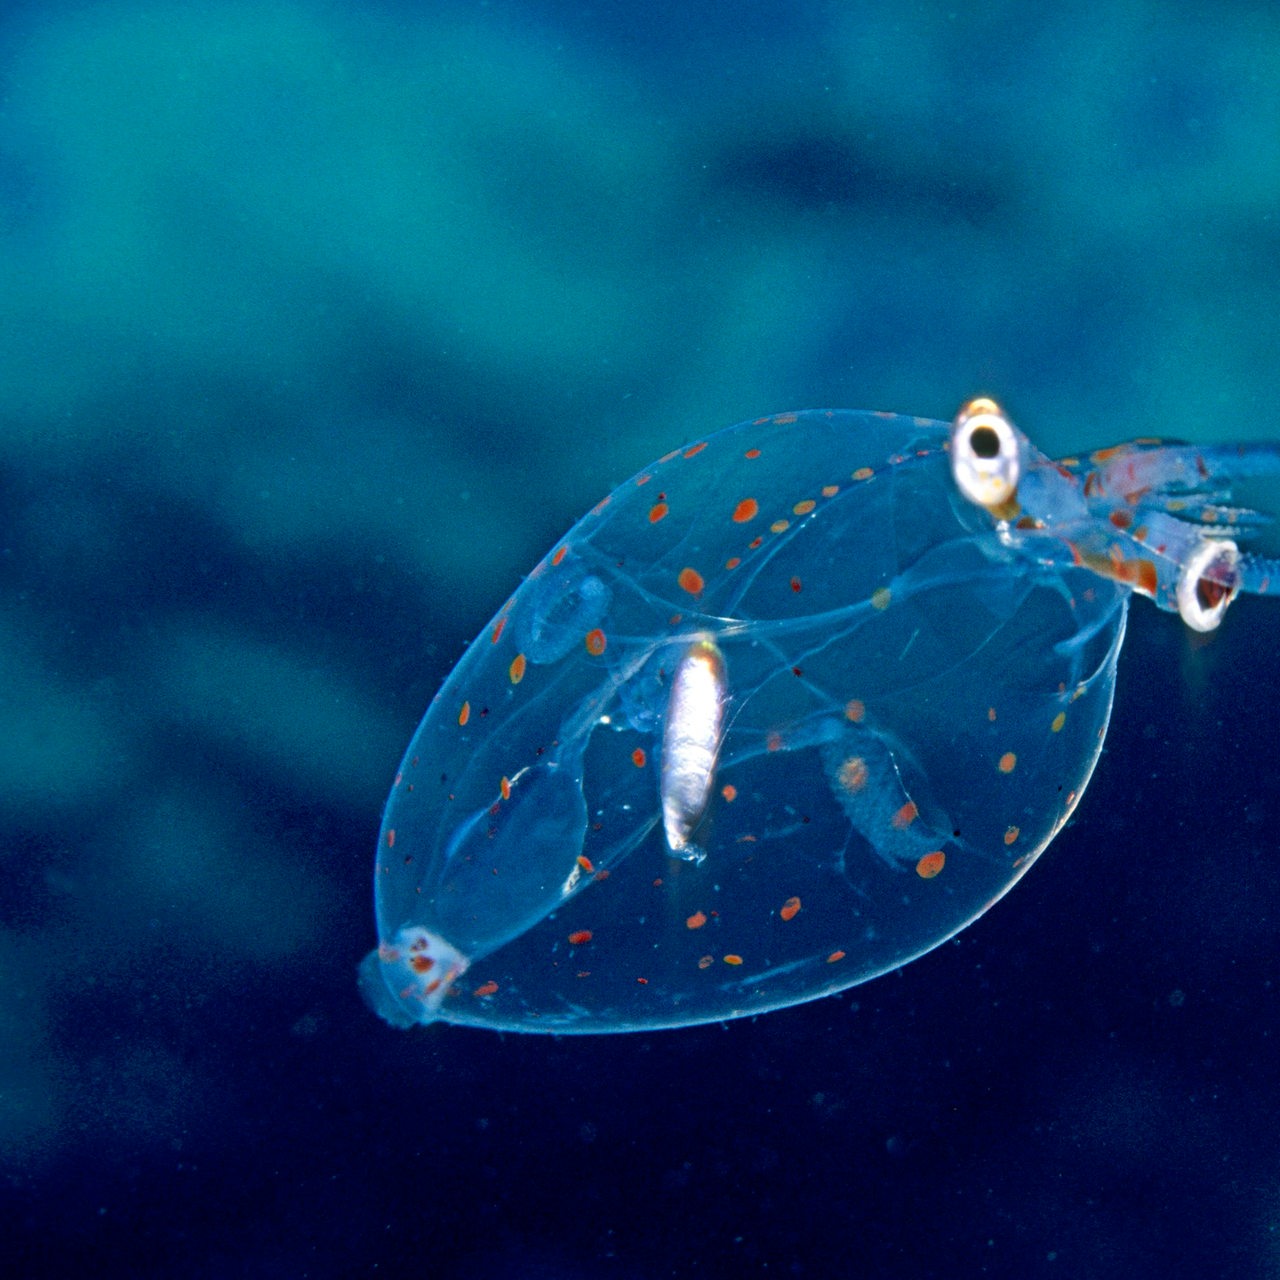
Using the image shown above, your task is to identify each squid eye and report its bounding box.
[951,397,1022,512]
[1176,538,1240,632]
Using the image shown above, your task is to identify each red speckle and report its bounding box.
[767,731,783,752]
[568,930,593,945]
[744,448,762,459]
[678,567,704,595]
[1004,826,1020,846]
[473,980,499,997]
[790,577,802,593]
[916,851,946,879]
[844,699,865,722]
[733,498,759,523]
[826,950,846,964]
[458,701,471,726]
[721,784,737,802]
[585,628,607,656]
[683,442,708,459]
[686,911,707,930]
[491,616,506,644]
[385,829,396,849]
[649,501,669,523]
[725,556,741,570]
[500,776,511,800]
[891,801,919,830]
[577,855,595,872]
[780,896,801,921]
[409,955,434,974]
[631,747,647,768]
[552,545,568,566]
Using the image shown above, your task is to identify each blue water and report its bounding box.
[2,3,1278,1276]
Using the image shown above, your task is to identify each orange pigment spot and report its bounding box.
[649,502,669,523]
[500,776,511,800]
[892,801,919,830]
[780,896,801,921]
[725,556,741,570]
[1051,711,1066,733]
[844,698,865,722]
[459,701,471,726]
[585,628,607,656]
[552,545,568,566]
[698,955,714,970]
[745,447,761,459]
[568,930,593,945]
[1004,825,1020,846]
[770,519,789,534]
[790,577,802,593]
[826,950,846,963]
[987,706,997,722]
[509,653,526,684]
[838,757,868,793]
[686,911,707,930]
[678,567,704,595]
[916,851,946,879]
[409,955,434,974]
[577,855,595,873]
[491,616,506,644]
[821,485,839,497]
[721,784,737,802]
[473,980,499,997]
[631,747,647,768]
[852,466,875,481]
[767,730,784,752]
[733,498,759,523]
[723,954,744,966]
[773,413,798,425]
[998,752,1017,774]
[683,442,708,459]
[385,829,396,849]
[793,499,816,516]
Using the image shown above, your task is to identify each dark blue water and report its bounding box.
[3,3,1278,1276]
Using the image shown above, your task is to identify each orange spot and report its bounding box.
[725,557,741,570]
[793,499,816,516]
[891,801,919,830]
[744,447,761,459]
[649,502,669,523]
[773,412,797,425]
[568,930,593,945]
[844,699,865,722]
[509,653,526,684]
[916,851,946,879]
[748,536,763,549]
[683,442,708,458]
[733,498,759,523]
[678,567,704,595]
[585,628,607,656]
[987,706,997,722]
[473,980,499,997]
[577,855,595,873]
[1051,711,1066,733]
[852,466,874,481]
[635,473,652,486]
[821,485,839,498]
[552,545,568,566]
[838,756,868,793]
[491,616,507,644]
[686,911,707,930]
[723,954,744,966]
[770,519,789,534]
[780,896,801,921]
[767,731,784,752]
[631,747,647,768]
[826,950,846,963]
[790,576,802,593]
[385,828,396,849]
[698,955,714,970]
[500,776,511,800]
[998,752,1017,774]
[459,701,471,726]
[721,784,737,802]
[592,869,610,883]
[409,954,434,974]
[1003,825,1020,846]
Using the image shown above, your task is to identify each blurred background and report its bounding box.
[2,2,1279,1276]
